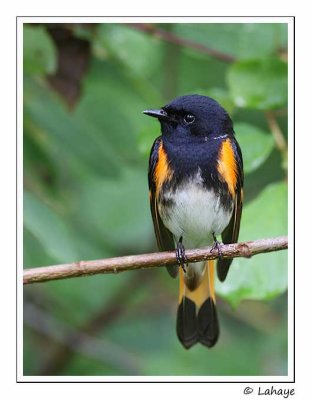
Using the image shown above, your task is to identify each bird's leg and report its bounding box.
[176,236,187,273]
[210,232,223,260]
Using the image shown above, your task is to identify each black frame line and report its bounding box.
[17,15,295,384]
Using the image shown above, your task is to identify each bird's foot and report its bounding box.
[210,233,223,260]
[176,237,188,273]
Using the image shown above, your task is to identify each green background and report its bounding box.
[23,22,289,376]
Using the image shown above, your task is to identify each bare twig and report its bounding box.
[269,108,288,118]
[265,111,288,161]
[24,236,288,285]
[127,23,236,63]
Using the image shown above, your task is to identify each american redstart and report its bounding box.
[144,94,244,349]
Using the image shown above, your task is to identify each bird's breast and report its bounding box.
[158,171,233,248]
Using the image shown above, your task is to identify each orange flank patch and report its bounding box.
[217,138,237,197]
[154,142,173,196]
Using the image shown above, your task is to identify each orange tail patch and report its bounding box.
[177,261,219,349]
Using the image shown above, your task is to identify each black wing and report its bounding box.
[217,137,244,282]
[148,136,178,278]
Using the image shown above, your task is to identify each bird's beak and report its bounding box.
[143,109,170,121]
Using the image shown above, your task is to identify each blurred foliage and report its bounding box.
[227,58,287,110]
[23,22,289,376]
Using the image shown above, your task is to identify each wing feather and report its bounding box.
[217,137,244,282]
[148,137,178,278]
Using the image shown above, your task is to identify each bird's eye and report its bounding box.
[184,114,195,124]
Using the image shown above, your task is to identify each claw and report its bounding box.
[210,232,223,260]
[176,237,187,272]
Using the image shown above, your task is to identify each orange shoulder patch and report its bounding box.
[154,142,173,196]
[217,138,237,197]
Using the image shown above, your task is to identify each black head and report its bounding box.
[144,94,233,143]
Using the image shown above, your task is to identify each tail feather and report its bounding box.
[176,260,219,349]
[197,297,219,347]
[176,297,198,348]
[217,258,233,282]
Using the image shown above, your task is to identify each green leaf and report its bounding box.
[94,24,162,78]
[23,25,57,75]
[24,227,58,267]
[176,50,228,96]
[75,60,146,162]
[24,191,79,264]
[227,58,287,110]
[24,60,152,177]
[24,76,123,179]
[174,23,287,60]
[234,122,275,173]
[75,167,153,252]
[137,121,160,157]
[216,182,288,306]
[43,273,131,326]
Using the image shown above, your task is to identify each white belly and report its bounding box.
[159,181,233,250]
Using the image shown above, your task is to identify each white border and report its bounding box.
[17,17,24,382]
[287,18,294,383]
[17,16,294,383]
[19,16,292,24]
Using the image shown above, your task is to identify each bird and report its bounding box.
[144,94,244,349]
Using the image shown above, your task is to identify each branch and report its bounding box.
[265,111,288,161]
[127,23,236,63]
[24,236,288,285]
